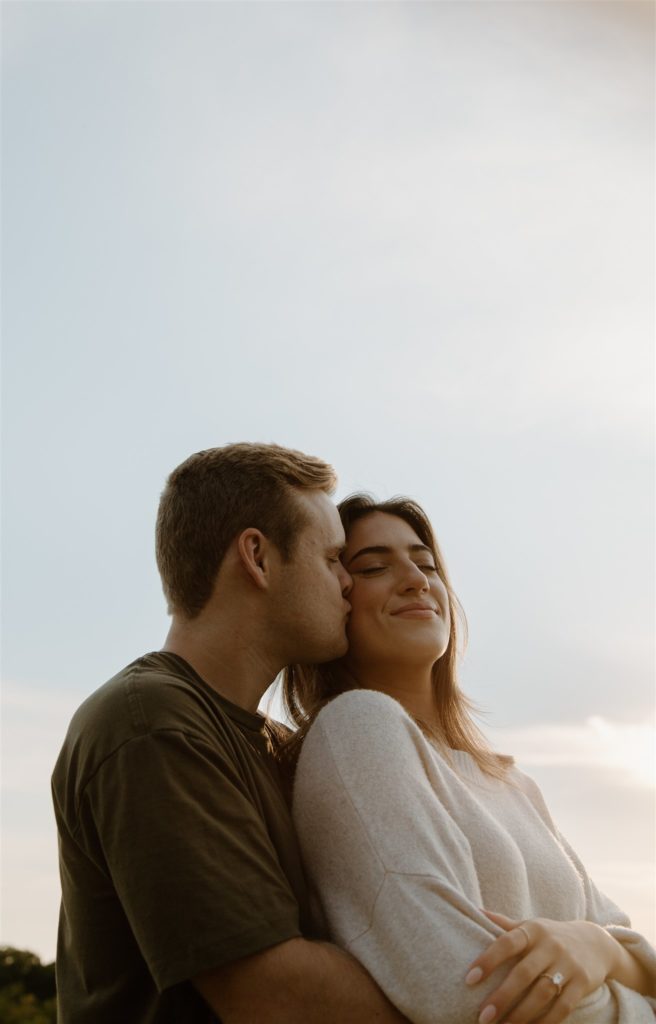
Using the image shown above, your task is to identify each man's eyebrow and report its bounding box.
[346,543,433,566]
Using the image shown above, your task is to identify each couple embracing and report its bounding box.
[52,442,656,1023]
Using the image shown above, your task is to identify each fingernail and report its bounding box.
[478,1007,497,1024]
[465,967,483,985]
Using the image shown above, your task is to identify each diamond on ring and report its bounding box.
[540,971,565,996]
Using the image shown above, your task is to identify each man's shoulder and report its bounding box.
[68,651,209,731]
[52,652,233,793]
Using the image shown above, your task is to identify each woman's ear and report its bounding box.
[236,528,270,590]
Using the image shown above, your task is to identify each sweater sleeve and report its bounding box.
[292,690,514,1024]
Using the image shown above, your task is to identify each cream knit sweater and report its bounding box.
[293,690,656,1024]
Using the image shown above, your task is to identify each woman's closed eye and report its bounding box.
[357,563,438,576]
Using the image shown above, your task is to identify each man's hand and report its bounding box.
[193,936,410,1024]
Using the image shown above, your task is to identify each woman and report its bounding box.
[283,494,656,1024]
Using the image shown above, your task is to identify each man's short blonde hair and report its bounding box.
[156,442,337,618]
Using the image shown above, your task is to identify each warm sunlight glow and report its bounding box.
[489,717,656,790]
[586,717,656,790]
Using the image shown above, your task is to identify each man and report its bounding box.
[52,443,408,1023]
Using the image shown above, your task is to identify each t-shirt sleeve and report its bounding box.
[292,690,513,1024]
[77,729,301,991]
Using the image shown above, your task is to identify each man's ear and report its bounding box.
[236,529,271,590]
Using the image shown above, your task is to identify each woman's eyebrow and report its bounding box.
[346,545,390,566]
[346,543,432,567]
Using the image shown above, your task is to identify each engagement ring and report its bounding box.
[540,971,565,996]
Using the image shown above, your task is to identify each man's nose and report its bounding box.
[338,563,353,597]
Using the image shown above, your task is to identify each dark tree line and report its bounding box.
[0,948,56,1023]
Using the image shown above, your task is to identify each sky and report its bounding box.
[2,0,654,963]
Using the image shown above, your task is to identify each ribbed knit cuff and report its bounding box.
[606,924,656,1004]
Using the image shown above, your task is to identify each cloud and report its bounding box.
[487,717,655,790]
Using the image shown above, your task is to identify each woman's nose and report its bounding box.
[400,562,429,591]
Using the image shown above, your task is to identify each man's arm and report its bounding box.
[193,937,410,1024]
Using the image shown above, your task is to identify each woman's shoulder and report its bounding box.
[298,688,428,777]
[312,688,414,735]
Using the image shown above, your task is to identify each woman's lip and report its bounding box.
[391,607,437,618]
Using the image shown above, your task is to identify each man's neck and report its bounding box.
[162,617,280,714]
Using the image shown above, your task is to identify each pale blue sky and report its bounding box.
[2,0,654,960]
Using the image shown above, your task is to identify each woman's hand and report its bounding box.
[464,911,620,1024]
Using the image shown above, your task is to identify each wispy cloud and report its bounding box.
[487,717,655,790]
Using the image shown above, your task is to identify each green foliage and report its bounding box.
[0,950,56,1023]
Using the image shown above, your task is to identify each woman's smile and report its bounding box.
[391,604,439,619]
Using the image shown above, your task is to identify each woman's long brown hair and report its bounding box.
[279,493,512,778]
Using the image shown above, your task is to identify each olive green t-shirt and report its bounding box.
[51,652,312,1024]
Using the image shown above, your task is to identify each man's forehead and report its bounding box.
[296,490,344,545]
